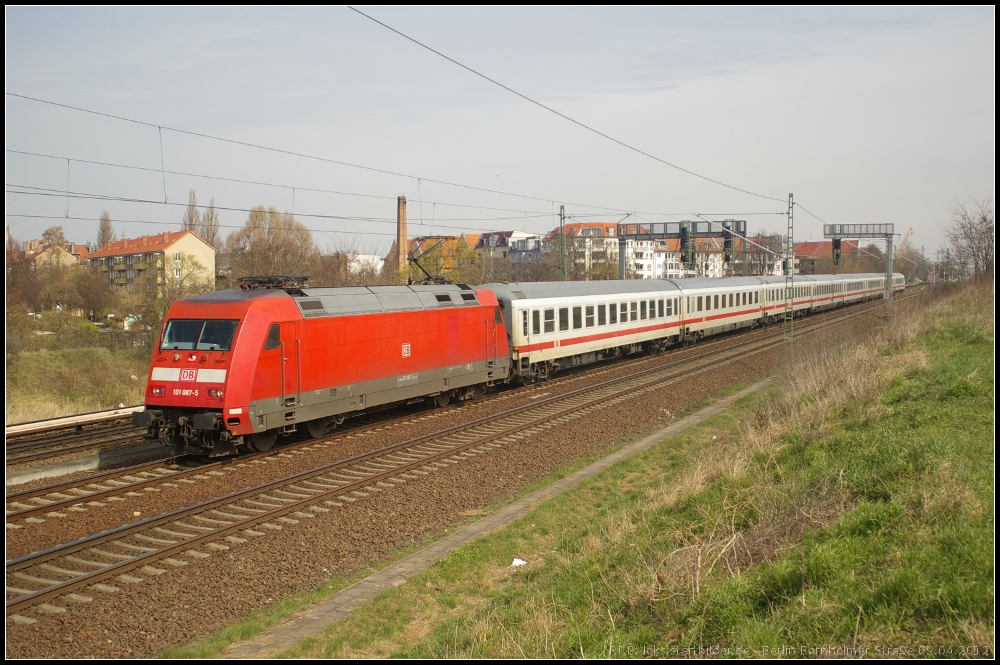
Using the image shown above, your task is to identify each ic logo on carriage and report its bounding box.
[401,343,411,358]
[180,369,197,382]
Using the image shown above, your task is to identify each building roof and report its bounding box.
[89,230,210,259]
[542,222,619,242]
[473,230,539,250]
[22,240,91,264]
[793,240,859,259]
[67,243,90,263]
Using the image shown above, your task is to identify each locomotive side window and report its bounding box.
[495,308,503,324]
[263,323,280,351]
[544,308,555,333]
[598,304,607,326]
[559,308,569,332]
[573,306,582,330]
[585,306,595,327]
[532,310,541,335]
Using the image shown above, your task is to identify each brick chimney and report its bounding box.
[396,196,407,276]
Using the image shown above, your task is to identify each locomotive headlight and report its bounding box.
[151,386,165,396]
[209,389,224,398]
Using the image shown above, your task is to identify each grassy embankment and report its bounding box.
[164,284,993,658]
[273,284,993,658]
[5,348,148,423]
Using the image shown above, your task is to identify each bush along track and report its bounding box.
[262,284,993,659]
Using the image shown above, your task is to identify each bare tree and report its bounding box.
[182,190,201,233]
[97,211,115,249]
[41,226,68,258]
[741,232,782,276]
[226,206,319,279]
[946,199,994,282]
[198,198,222,249]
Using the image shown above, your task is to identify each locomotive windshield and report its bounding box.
[161,319,239,351]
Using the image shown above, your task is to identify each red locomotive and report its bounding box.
[134,277,509,456]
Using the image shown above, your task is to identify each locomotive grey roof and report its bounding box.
[661,276,765,290]
[483,280,682,304]
[293,283,480,318]
[756,273,898,286]
[185,289,289,303]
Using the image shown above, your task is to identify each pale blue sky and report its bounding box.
[5,7,995,257]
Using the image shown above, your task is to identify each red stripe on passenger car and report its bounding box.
[561,321,681,347]
[517,341,556,352]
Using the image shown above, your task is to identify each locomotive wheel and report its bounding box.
[251,430,277,452]
[305,418,329,440]
[435,392,451,408]
[468,384,483,400]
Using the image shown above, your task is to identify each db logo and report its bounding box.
[401,343,411,358]
[180,369,197,382]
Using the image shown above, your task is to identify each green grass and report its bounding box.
[5,347,149,422]
[268,285,993,658]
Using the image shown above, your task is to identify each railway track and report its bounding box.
[5,293,918,532]
[6,289,920,471]
[5,297,898,618]
[5,407,147,465]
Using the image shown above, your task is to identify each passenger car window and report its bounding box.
[598,304,606,326]
[532,310,541,336]
[585,306,595,327]
[544,308,555,333]
[573,307,582,330]
[559,308,569,332]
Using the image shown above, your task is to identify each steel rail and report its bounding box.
[4,300,887,615]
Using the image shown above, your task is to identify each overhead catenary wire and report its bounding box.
[6,94,853,243]
[5,186,556,241]
[6,91,644,214]
[5,184,553,223]
[347,6,787,205]
[5,148,556,216]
